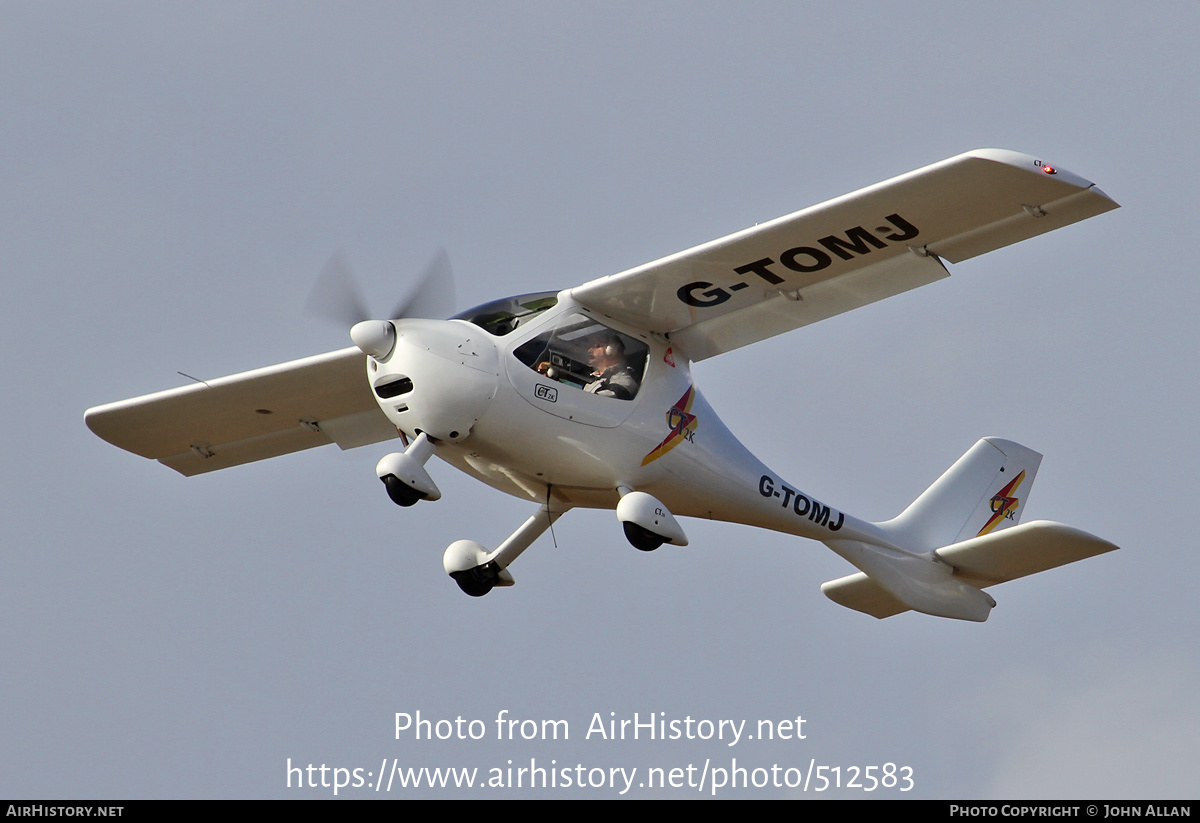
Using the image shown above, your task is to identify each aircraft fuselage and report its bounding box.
[367,293,888,548]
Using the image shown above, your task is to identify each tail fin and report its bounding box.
[820,438,1117,621]
[878,437,1042,552]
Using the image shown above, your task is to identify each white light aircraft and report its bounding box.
[87,149,1120,621]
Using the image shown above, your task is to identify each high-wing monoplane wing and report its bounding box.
[85,347,397,476]
[571,149,1118,360]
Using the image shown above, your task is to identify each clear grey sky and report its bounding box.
[3,1,1195,798]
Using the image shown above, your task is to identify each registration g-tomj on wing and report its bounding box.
[87,149,1119,621]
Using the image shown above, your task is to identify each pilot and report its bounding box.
[583,333,639,400]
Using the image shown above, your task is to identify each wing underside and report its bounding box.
[85,347,397,476]
[571,149,1118,360]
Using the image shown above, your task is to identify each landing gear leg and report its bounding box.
[444,500,572,596]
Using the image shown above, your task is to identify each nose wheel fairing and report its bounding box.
[376,432,442,507]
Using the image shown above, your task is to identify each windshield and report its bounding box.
[452,292,559,336]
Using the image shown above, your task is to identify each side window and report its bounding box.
[513,314,648,401]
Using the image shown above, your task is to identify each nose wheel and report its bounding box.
[382,474,424,507]
[377,432,441,507]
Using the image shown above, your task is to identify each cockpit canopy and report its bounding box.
[512,312,648,400]
[453,292,649,401]
[452,292,559,336]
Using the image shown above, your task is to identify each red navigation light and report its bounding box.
[1041,165,1057,174]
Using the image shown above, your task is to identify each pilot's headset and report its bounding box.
[599,332,625,358]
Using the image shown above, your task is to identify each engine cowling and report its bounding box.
[366,319,500,443]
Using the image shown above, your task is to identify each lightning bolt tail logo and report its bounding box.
[976,469,1026,536]
[641,386,698,466]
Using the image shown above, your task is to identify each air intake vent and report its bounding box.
[374,376,413,399]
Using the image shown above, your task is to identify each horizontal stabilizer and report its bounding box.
[821,572,910,620]
[822,520,1118,619]
[935,520,1119,588]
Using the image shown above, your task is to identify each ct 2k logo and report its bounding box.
[976,470,1025,536]
[534,384,558,403]
[641,386,698,466]
[666,408,696,443]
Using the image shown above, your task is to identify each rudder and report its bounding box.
[877,437,1042,552]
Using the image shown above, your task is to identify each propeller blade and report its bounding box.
[390,248,456,320]
[305,251,370,327]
